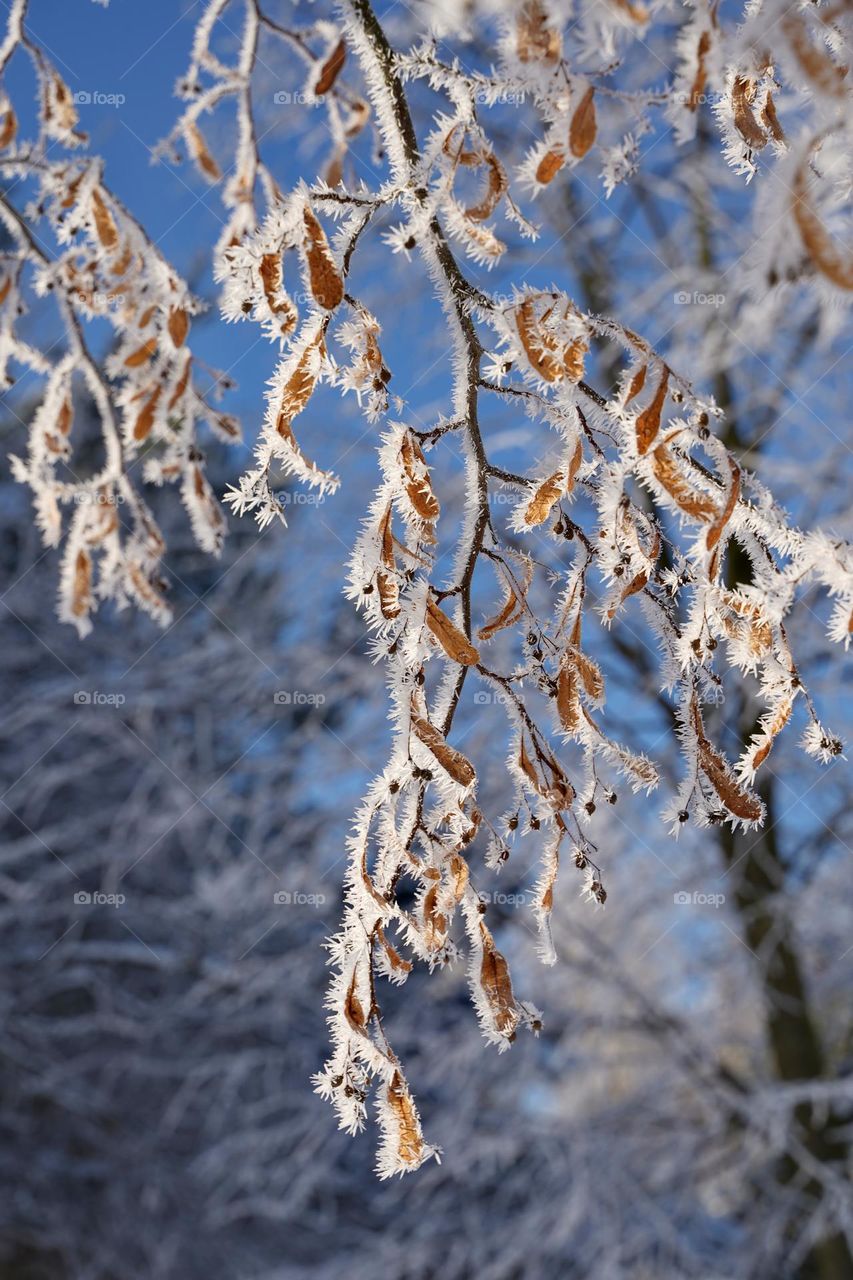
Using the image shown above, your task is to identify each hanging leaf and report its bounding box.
[569,87,596,159]
[411,712,476,787]
[425,598,480,666]
[315,38,346,96]
[303,206,344,310]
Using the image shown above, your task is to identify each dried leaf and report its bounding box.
[535,148,565,185]
[651,445,717,521]
[516,0,561,64]
[344,971,366,1031]
[635,366,669,454]
[792,158,853,291]
[400,434,439,522]
[186,121,221,181]
[464,153,507,222]
[693,699,763,822]
[688,31,711,110]
[133,385,161,442]
[731,77,767,151]
[91,188,118,251]
[167,308,189,348]
[425,598,480,666]
[377,504,400,620]
[524,471,563,526]
[71,548,92,619]
[706,457,740,553]
[479,924,518,1038]
[315,37,346,96]
[124,337,158,369]
[386,1072,425,1167]
[569,87,596,159]
[303,206,344,310]
[411,713,476,787]
[0,106,17,150]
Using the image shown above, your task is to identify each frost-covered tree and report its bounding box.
[0,0,851,1255]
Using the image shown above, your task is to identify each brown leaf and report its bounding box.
[425,598,479,666]
[569,87,596,159]
[692,699,763,822]
[167,308,189,348]
[651,445,717,521]
[761,92,785,143]
[0,106,17,150]
[535,148,565,185]
[400,434,439,522]
[731,77,767,151]
[344,971,366,1031]
[167,355,192,411]
[91,188,118,250]
[516,0,561,64]
[124,338,158,369]
[133,385,161,442]
[315,37,346,96]
[479,925,518,1038]
[186,121,221,181]
[706,457,740,553]
[688,30,711,110]
[556,659,580,734]
[71,548,92,619]
[523,471,563,526]
[464,153,507,222]
[377,504,400,620]
[635,366,669,454]
[624,363,647,405]
[386,1072,425,1167]
[411,713,476,787]
[515,298,562,382]
[479,587,523,641]
[259,252,298,335]
[303,206,344,310]
[792,158,853,291]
